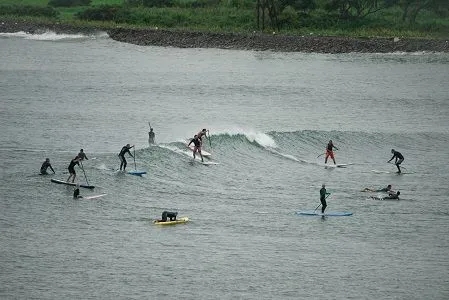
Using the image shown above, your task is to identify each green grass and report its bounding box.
[0,0,123,5]
[0,0,48,5]
[1,0,448,39]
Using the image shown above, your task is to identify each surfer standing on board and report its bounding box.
[325,140,338,165]
[188,135,203,162]
[118,144,134,171]
[320,184,330,214]
[67,156,81,183]
[197,129,208,146]
[40,158,55,175]
[148,127,155,144]
[388,149,404,173]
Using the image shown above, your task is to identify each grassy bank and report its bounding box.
[1,0,448,38]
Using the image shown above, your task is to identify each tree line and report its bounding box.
[1,0,447,33]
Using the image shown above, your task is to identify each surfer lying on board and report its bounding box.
[188,135,204,162]
[361,184,392,193]
[77,149,88,161]
[325,140,338,165]
[388,149,404,173]
[371,191,400,200]
[157,211,178,222]
[67,156,81,183]
[40,158,55,175]
[320,184,330,214]
[73,184,82,199]
[118,144,134,171]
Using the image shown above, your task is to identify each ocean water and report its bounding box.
[0,31,448,299]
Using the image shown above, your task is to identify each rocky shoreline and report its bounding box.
[1,21,448,53]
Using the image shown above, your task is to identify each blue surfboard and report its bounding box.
[128,170,146,176]
[296,210,353,216]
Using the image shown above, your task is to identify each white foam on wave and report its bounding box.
[207,127,278,149]
[0,30,109,41]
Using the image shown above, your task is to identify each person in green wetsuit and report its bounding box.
[320,184,330,214]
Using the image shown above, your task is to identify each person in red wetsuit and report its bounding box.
[325,140,338,165]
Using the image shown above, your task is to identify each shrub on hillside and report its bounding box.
[48,0,92,7]
[75,5,120,21]
[0,5,58,18]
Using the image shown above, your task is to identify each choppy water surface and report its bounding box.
[1,31,448,299]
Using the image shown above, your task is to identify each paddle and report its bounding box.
[133,147,137,171]
[79,160,89,186]
[207,130,212,148]
[314,192,331,212]
[317,146,339,159]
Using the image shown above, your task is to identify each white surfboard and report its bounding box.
[84,194,107,200]
[200,161,219,165]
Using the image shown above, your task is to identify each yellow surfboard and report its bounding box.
[154,217,189,225]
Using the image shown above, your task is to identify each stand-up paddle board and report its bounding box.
[296,210,353,216]
[198,161,219,165]
[128,170,147,176]
[154,217,189,225]
[371,170,413,175]
[84,194,107,200]
[51,178,94,189]
[324,163,351,168]
[188,145,211,157]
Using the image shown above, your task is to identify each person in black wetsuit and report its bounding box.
[371,191,400,200]
[148,127,155,144]
[187,135,203,162]
[73,184,83,199]
[40,158,55,175]
[388,149,404,173]
[158,211,178,222]
[67,156,81,183]
[118,144,134,171]
[325,140,338,165]
[77,149,88,161]
[320,184,330,214]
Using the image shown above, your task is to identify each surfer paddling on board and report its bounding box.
[187,135,203,162]
[77,149,88,161]
[362,184,392,193]
[67,156,81,183]
[371,191,400,200]
[320,184,330,214]
[157,211,178,222]
[118,144,134,171]
[325,140,338,165]
[148,123,155,144]
[388,149,404,173]
[40,158,55,175]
